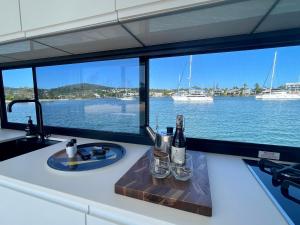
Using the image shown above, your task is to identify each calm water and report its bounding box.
[7,97,300,147]
[150,97,300,147]
[7,98,140,133]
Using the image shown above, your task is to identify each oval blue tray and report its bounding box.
[47,142,126,171]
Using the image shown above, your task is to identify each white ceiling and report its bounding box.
[1,0,300,64]
[0,55,16,63]
[34,24,142,54]
[122,0,275,45]
[255,0,300,33]
[0,40,69,61]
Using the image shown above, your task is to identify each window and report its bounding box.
[150,46,300,147]
[35,58,140,133]
[2,68,36,124]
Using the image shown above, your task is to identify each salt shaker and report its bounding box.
[66,141,77,158]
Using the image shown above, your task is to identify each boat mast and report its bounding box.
[188,55,192,92]
[177,73,181,93]
[270,51,277,94]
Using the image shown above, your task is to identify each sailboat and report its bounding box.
[256,51,300,100]
[118,92,135,101]
[172,56,213,102]
[119,96,135,101]
[117,81,135,101]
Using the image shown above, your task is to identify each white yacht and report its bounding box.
[256,89,300,100]
[172,90,213,101]
[118,95,135,101]
[256,51,300,100]
[172,56,213,102]
[117,83,135,101]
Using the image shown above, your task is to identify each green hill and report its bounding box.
[39,83,113,99]
[5,83,139,100]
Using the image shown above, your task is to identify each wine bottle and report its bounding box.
[171,115,186,165]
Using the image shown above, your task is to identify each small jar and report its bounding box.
[66,141,77,158]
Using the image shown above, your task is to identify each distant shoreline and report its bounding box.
[4,96,258,103]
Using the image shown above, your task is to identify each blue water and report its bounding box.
[150,97,300,147]
[6,97,300,147]
[7,99,140,134]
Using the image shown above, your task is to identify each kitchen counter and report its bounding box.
[0,129,25,143]
[0,129,288,225]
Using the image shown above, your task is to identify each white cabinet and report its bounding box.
[0,185,85,225]
[20,0,117,37]
[88,204,173,225]
[87,215,119,225]
[0,0,24,42]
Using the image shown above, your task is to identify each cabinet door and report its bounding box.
[0,0,22,36]
[87,215,119,225]
[0,185,85,225]
[20,0,116,32]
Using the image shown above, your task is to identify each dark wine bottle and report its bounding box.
[171,115,186,165]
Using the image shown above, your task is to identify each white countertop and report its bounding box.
[0,129,288,225]
[0,129,25,143]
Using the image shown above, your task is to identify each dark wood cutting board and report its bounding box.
[115,149,212,216]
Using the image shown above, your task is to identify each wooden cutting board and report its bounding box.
[115,149,212,216]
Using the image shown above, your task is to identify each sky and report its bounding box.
[2,46,300,90]
[150,46,300,89]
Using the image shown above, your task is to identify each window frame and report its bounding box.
[0,28,300,162]
[0,67,39,125]
[0,56,151,145]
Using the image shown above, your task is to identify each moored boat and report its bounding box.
[256,51,300,100]
[172,90,213,102]
[172,56,213,102]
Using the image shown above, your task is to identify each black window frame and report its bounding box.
[0,56,151,145]
[1,28,300,162]
[1,67,38,125]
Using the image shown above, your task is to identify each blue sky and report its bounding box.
[3,46,300,89]
[150,46,300,89]
[3,68,34,88]
[35,58,140,89]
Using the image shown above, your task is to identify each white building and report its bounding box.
[285,82,300,92]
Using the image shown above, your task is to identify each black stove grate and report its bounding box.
[244,159,300,225]
[258,159,300,204]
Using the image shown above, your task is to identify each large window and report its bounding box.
[2,68,37,124]
[36,58,140,133]
[1,45,300,149]
[150,46,300,147]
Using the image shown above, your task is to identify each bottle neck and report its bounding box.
[175,115,184,129]
[175,127,183,132]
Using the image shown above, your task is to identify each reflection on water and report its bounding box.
[6,102,37,124]
[6,97,300,147]
[43,98,140,133]
[7,98,140,134]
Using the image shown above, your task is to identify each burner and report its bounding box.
[259,159,300,203]
[281,180,300,204]
[259,159,300,182]
[244,159,300,225]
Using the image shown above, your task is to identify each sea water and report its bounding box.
[6,96,300,147]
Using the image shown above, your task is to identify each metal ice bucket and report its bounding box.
[146,127,173,154]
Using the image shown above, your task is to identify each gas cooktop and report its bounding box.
[244,159,300,225]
